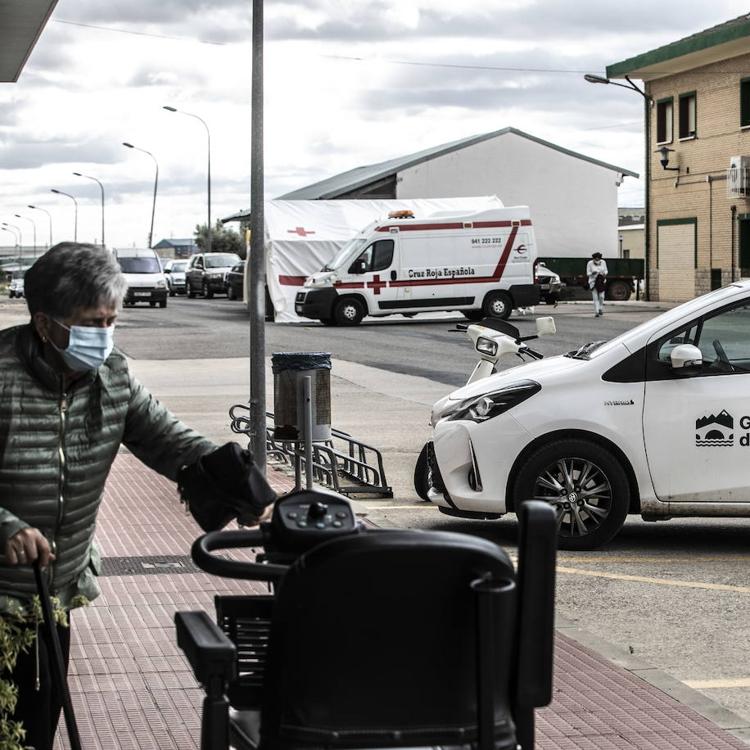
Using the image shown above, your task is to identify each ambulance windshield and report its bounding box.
[324,237,368,271]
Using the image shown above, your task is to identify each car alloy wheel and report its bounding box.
[514,439,629,549]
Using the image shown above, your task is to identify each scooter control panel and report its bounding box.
[270,488,358,555]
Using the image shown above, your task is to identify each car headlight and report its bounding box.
[156,280,167,288]
[446,380,541,423]
[476,337,498,356]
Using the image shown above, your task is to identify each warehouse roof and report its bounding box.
[277,126,637,201]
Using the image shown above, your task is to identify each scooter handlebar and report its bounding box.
[191,528,288,582]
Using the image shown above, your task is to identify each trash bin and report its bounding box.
[272,352,332,442]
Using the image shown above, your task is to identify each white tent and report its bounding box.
[258,196,504,323]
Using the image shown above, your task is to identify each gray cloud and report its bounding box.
[0,137,121,170]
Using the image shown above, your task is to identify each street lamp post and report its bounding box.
[50,188,79,242]
[0,227,16,248]
[14,214,37,258]
[27,205,53,248]
[585,73,652,299]
[73,172,106,247]
[163,105,212,253]
[1,223,20,246]
[122,142,159,248]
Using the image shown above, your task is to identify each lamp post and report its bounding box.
[163,105,212,253]
[122,142,159,248]
[1,223,20,246]
[0,227,16,247]
[14,214,36,258]
[73,172,106,247]
[27,205,53,248]
[585,72,652,299]
[50,188,78,242]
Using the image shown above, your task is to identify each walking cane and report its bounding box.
[32,560,83,750]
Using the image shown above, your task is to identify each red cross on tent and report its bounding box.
[287,227,316,237]
[367,274,387,295]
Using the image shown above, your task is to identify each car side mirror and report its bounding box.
[535,317,556,336]
[349,259,367,275]
[164,268,171,273]
[670,344,703,369]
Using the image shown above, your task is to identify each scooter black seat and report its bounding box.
[253,529,518,750]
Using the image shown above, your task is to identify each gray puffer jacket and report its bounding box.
[0,324,217,613]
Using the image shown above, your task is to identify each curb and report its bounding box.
[556,614,750,745]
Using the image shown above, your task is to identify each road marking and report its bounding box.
[364,504,438,511]
[557,566,750,594]
[684,677,750,689]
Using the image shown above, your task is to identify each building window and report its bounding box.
[741,79,750,128]
[678,92,696,138]
[656,98,673,144]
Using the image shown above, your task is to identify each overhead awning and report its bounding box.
[0,0,58,82]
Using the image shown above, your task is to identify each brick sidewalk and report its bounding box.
[53,453,748,749]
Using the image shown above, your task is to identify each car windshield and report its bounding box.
[324,237,368,271]
[118,257,161,274]
[172,262,188,271]
[205,254,240,268]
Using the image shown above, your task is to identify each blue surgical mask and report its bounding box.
[50,320,115,372]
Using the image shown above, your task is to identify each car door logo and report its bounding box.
[695,410,734,447]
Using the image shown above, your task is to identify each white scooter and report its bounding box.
[414,316,556,500]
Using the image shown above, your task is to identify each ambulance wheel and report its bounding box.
[334,297,365,326]
[462,310,484,321]
[513,439,629,550]
[483,291,512,320]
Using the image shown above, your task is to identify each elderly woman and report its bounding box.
[0,243,258,749]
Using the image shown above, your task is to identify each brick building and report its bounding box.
[608,14,750,301]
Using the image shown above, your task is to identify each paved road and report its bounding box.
[112,294,666,386]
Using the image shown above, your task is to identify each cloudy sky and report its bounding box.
[0,0,748,249]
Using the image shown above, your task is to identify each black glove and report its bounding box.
[177,442,277,532]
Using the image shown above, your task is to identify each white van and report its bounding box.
[113,248,168,308]
[294,207,539,325]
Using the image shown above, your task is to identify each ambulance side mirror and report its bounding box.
[670,344,703,370]
[349,259,367,275]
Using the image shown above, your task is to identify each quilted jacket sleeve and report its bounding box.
[0,511,30,551]
[123,374,218,481]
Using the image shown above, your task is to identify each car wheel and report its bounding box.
[203,280,214,299]
[159,300,167,308]
[513,439,629,550]
[605,280,631,301]
[414,443,431,501]
[333,297,365,326]
[482,291,512,320]
[8,291,14,299]
[149,301,156,307]
[461,310,484,321]
[187,280,196,298]
[169,288,176,297]
[228,285,236,300]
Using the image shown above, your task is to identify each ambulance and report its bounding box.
[294,207,540,325]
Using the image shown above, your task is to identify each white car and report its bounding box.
[428,280,750,549]
[8,277,24,298]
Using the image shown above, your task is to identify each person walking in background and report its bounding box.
[587,252,608,317]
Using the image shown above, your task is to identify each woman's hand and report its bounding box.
[5,528,55,567]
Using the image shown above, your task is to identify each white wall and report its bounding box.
[396,131,621,258]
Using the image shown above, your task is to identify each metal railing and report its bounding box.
[229,404,392,498]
